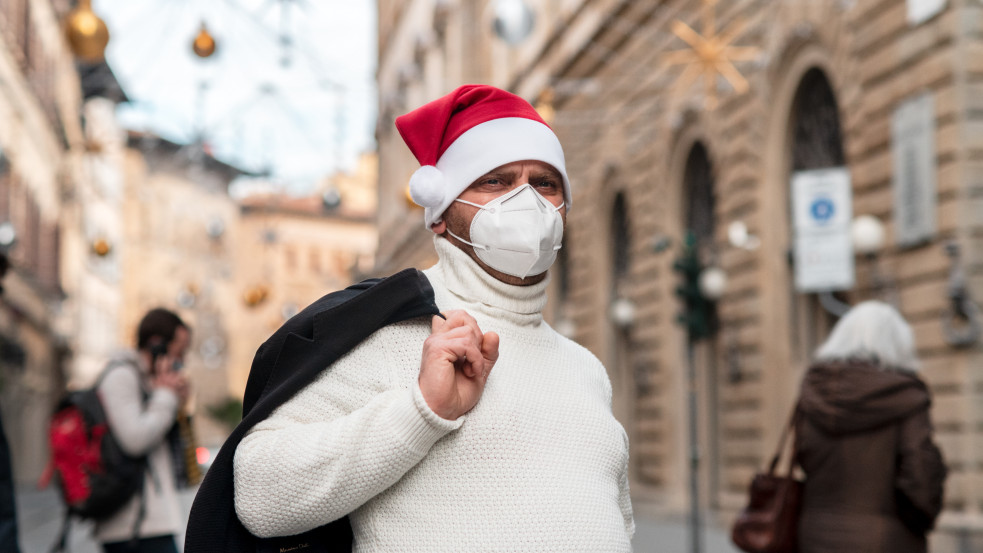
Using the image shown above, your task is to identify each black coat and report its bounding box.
[184,269,440,553]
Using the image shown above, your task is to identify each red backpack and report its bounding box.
[40,361,148,550]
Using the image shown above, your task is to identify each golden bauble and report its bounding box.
[243,285,269,307]
[193,24,217,58]
[92,238,112,257]
[64,0,109,63]
[404,185,422,209]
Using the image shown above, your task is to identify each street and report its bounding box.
[16,484,740,552]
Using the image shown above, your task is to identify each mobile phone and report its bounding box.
[150,343,168,364]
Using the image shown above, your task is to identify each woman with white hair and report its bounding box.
[793,300,947,553]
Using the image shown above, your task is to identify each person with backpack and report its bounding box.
[216,85,634,552]
[95,308,191,553]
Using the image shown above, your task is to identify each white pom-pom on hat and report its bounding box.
[408,165,445,208]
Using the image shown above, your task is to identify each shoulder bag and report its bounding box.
[731,408,803,553]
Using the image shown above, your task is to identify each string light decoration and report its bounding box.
[64,0,110,62]
[662,0,759,109]
[192,22,217,58]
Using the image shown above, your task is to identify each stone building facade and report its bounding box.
[228,158,378,406]
[116,142,378,446]
[376,0,983,548]
[0,0,89,484]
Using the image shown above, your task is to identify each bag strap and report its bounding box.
[127,474,148,549]
[98,359,153,409]
[49,510,71,553]
[767,407,800,476]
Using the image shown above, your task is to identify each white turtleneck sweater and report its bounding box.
[234,237,634,552]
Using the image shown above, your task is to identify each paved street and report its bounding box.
[16,484,739,552]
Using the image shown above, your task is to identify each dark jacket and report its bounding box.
[0,410,19,553]
[184,269,440,553]
[794,360,947,553]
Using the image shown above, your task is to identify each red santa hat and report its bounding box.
[395,84,571,227]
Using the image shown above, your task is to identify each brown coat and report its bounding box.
[794,361,946,553]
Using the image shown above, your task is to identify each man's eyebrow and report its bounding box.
[530,169,562,180]
[481,168,519,180]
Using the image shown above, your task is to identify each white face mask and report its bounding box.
[446,184,564,279]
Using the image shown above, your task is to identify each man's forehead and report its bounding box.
[485,160,561,175]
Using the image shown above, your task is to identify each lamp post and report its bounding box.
[850,214,887,296]
[673,231,725,553]
[818,215,888,317]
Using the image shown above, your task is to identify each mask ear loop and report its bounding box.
[445,228,490,251]
[454,198,497,214]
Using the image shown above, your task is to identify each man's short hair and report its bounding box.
[137,308,189,350]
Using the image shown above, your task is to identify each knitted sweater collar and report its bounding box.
[428,236,548,326]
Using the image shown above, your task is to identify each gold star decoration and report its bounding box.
[663,0,760,109]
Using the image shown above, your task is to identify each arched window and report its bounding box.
[606,190,635,469]
[788,68,846,361]
[611,192,630,289]
[680,140,722,507]
[684,142,716,248]
[792,69,846,171]
[682,142,718,338]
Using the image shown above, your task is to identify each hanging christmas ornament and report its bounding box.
[91,237,112,257]
[535,87,556,125]
[243,285,269,307]
[64,0,110,63]
[193,22,217,58]
[404,185,423,209]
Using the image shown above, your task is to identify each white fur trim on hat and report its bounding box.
[423,117,571,228]
[409,165,445,208]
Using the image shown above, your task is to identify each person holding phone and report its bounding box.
[96,308,192,553]
[231,85,634,552]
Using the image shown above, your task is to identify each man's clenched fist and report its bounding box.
[418,310,500,420]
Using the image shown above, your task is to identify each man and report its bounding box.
[97,308,191,553]
[233,85,634,551]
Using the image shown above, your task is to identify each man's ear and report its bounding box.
[430,219,446,234]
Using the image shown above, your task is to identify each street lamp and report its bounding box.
[850,214,891,302]
[819,215,889,317]
[491,0,535,45]
[850,214,885,256]
[610,297,636,328]
[942,241,982,347]
[698,266,727,301]
[0,222,17,252]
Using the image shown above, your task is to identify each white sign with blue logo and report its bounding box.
[791,167,854,292]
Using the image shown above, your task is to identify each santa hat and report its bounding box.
[395,84,571,228]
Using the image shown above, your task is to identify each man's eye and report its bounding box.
[534,180,558,190]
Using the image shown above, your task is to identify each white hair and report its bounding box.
[814,300,919,371]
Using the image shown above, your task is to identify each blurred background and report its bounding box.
[3,0,983,551]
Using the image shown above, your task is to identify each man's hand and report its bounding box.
[419,310,499,420]
[152,357,190,404]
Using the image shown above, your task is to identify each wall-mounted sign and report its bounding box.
[791,167,854,292]
[891,93,936,247]
[907,0,946,25]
